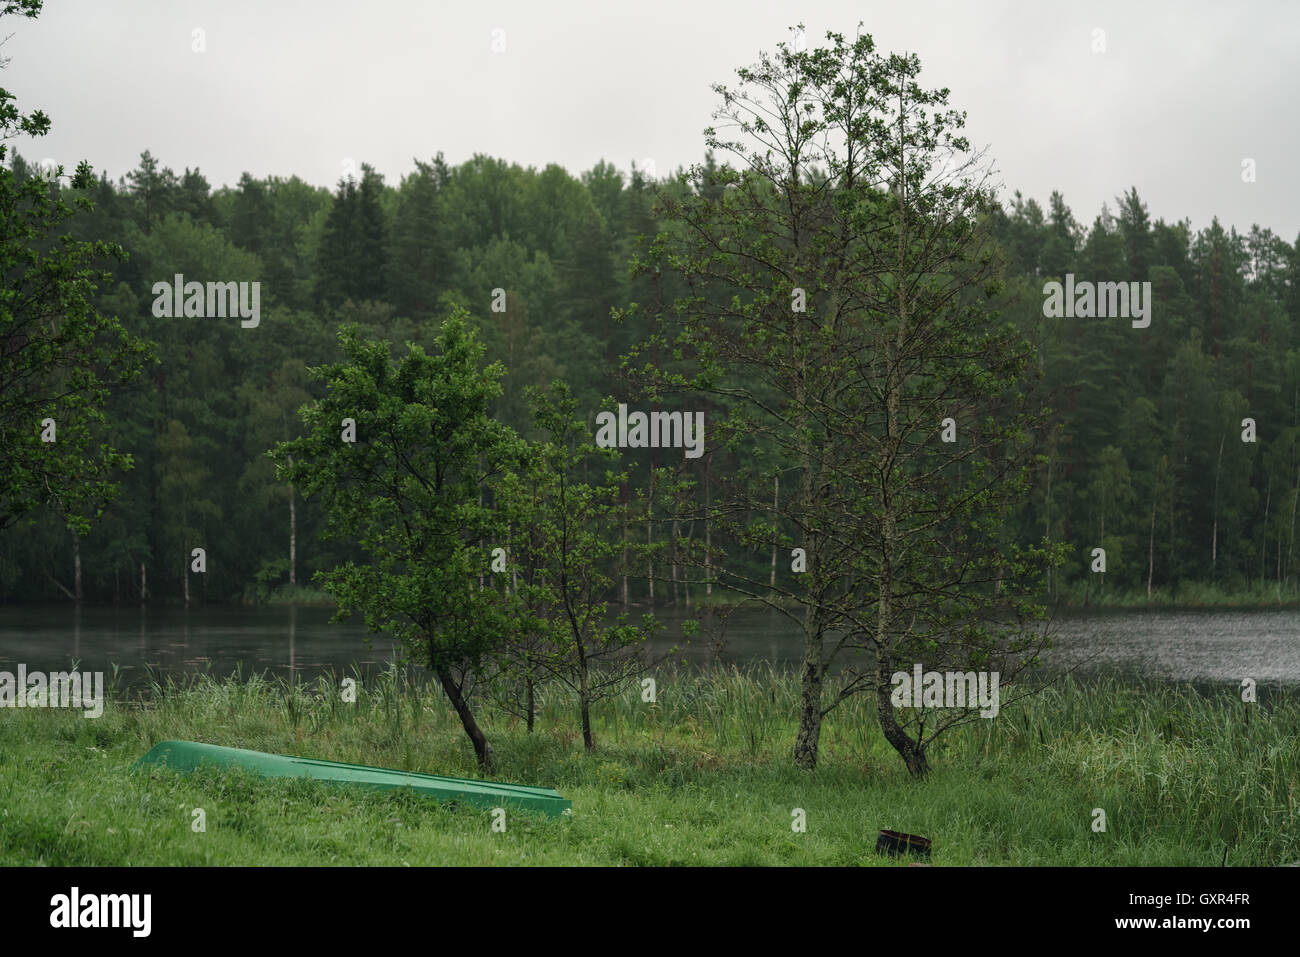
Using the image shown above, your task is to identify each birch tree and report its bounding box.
[620,24,1063,773]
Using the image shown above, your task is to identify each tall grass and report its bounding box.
[1,665,1295,865]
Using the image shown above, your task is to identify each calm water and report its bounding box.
[0,603,1297,691]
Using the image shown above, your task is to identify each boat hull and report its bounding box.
[134,740,572,818]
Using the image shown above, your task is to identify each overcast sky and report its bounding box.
[7,0,1298,238]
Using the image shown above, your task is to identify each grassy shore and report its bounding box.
[1053,580,1300,609]
[1,666,1296,866]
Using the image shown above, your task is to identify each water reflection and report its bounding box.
[0,603,1296,691]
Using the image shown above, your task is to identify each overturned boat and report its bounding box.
[134,740,572,818]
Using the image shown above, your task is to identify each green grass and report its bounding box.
[1,665,1296,865]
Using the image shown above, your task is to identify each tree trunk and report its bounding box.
[578,665,594,750]
[477,480,485,589]
[183,552,190,607]
[671,514,679,605]
[872,112,928,780]
[769,475,779,590]
[435,665,493,773]
[646,466,655,603]
[46,571,76,601]
[1260,477,1271,591]
[572,615,595,748]
[704,451,712,598]
[1277,535,1283,599]
[1289,463,1300,594]
[684,517,693,608]
[1045,454,1053,599]
[1211,432,1225,578]
[876,657,929,778]
[72,530,82,603]
[621,480,629,607]
[1099,507,1106,593]
[525,670,535,734]
[288,454,297,587]
[1147,478,1157,599]
[140,562,147,603]
[792,624,824,770]
[1167,433,1177,583]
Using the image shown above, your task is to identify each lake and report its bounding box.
[0,602,1297,692]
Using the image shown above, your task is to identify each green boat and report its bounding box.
[134,740,571,818]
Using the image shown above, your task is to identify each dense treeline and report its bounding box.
[1,149,1297,604]
[995,189,1300,599]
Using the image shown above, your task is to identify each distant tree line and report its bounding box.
[2,24,1299,611]
[4,142,1296,606]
